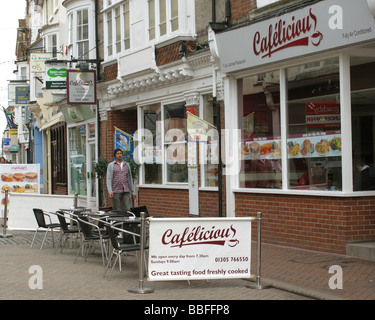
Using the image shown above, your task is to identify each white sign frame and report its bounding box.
[67,70,97,105]
[148,217,252,281]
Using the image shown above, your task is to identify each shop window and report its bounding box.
[239,71,282,189]
[143,104,163,184]
[141,102,187,184]
[164,102,187,183]
[201,95,219,187]
[351,55,375,191]
[287,57,341,191]
[69,126,87,196]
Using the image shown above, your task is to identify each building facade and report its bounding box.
[11,0,375,255]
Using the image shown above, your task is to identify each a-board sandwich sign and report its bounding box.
[148,217,252,281]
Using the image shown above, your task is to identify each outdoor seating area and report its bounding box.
[29,206,149,280]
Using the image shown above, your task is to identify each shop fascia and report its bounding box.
[214,0,375,74]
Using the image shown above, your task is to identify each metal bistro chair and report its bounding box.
[103,222,142,280]
[55,211,80,254]
[74,215,109,266]
[30,208,60,250]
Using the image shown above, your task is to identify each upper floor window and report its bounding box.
[67,8,91,60]
[148,0,179,41]
[45,34,57,58]
[105,1,130,58]
[77,9,89,59]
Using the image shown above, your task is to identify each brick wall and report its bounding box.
[104,64,118,82]
[235,193,375,254]
[138,188,226,218]
[155,41,197,66]
[230,0,253,23]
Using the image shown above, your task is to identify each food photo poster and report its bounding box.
[0,164,40,218]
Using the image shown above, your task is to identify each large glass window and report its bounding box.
[141,102,187,184]
[69,126,87,196]
[143,104,162,184]
[164,102,187,183]
[239,71,281,189]
[351,55,375,191]
[201,95,219,187]
[287,57,341,191]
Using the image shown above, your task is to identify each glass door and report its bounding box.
[87,140,97,210]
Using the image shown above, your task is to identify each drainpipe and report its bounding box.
[212,0,216,23]
[94,0,101,209]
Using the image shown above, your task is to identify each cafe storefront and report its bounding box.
[211,0,375,253]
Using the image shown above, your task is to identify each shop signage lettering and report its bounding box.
[253,9,323,59]
[161,225,238,248]
[148,218,252,281]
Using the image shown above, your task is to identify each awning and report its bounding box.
[39,113,65,131]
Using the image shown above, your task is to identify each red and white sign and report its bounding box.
[216,0,375,73]
[148,217,252,281]
[305,101,340,129]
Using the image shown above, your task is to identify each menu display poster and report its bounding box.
[0,164,40,218]
[240,131,341,160]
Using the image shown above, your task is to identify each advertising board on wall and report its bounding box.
[148,217,252,281]
[0,164,40,218]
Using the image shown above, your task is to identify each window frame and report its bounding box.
[232,53,356,196]
[104,1,131,59]
[138,101,189,187]
[66,7,92,60]
[147,0,180,42]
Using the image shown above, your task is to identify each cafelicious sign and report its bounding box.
[215,0,375,73]
[148,217,252,281]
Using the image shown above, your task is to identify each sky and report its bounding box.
[0,0,27,140]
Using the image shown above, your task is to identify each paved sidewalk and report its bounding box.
[0,230,374,300]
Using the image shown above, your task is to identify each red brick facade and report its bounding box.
[235,193,375,253]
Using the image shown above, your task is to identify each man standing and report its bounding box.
[106,148,136,211]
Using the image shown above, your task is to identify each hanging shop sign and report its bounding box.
[15,86,30,105]
[148,217,252,281]
[30,53,52,73]
[215,0,375,73]
[9,129,18,151]
[2,138,10,151]
[45,63,67,89]
[67,70,97,105]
